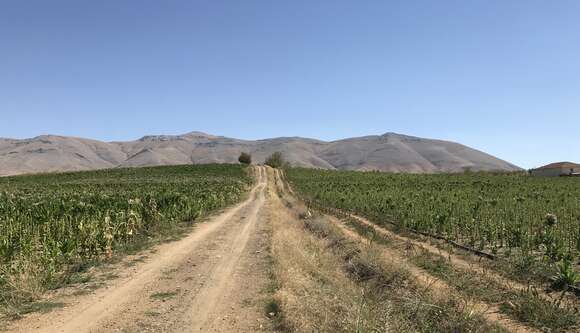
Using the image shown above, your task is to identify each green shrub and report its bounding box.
[238,152,252,165]
[265,152,284,169]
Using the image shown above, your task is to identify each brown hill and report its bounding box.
[0,131,521,176]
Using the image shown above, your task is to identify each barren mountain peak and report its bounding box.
[182,131,219,138]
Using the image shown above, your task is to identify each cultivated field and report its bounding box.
[1,165,579,332]
[286,168,580,332]
[287,169,580,267]
[0,164,250,318]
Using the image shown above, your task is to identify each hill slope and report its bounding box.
[0,131,521,176]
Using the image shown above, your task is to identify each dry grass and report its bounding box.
[0,257,46,319]
[270,203,392,332]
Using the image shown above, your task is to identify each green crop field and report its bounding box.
[0,164,250,310]
[286,168,580,275]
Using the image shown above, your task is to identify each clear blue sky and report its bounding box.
[1,1,579,169]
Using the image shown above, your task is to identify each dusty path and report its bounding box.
[7,167,273,333]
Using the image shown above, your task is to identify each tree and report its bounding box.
[238,152,252,165]
[265,152,284,168]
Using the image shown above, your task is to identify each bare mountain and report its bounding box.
[0,131,521,176]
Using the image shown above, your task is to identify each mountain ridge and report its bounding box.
[0,131,521,176]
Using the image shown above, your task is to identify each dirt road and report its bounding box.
[8,167,273,333]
